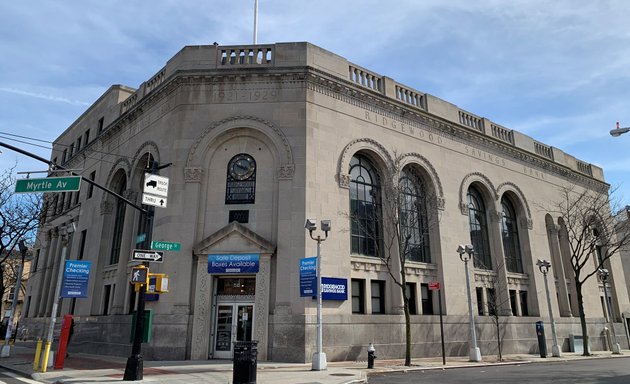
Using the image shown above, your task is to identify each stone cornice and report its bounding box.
[95,65,607,191]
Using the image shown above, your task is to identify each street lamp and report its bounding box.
[39,223,75,372]
[536,259,561,357]
[305,219,330,371]
[598,268,621,354]
[457,244,481,362]
[0,240,29,357]
[610,122,630,137]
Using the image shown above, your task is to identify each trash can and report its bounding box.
[233,340,258,384]
[535,321,547,358]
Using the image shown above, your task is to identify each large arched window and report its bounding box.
[110,175,127,265]
[467,186,491,269]
[399,167,430,263]
[349,155,381,256]
[501,196,523,273]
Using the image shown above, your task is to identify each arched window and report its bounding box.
[399,167,430,262]
[225,153,257,204]
[349,155,381,256]
[110,176,127,265]
[468,186,491,269]
[501,197,523,273]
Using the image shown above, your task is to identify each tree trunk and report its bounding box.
[576,281,591,356]
[403,293,411,366]
[495,317,502,361]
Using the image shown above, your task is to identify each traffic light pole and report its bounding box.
[124,161,169,381]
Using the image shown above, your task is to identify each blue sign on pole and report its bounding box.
[300,257,317,297]
[208,254,260,274]
[61,260,91,298]
[321,277,348,301]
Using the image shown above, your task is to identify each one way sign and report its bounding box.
[132,249,164,263]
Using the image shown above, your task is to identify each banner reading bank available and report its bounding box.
[208,253,260,274]
[61,260,91,298]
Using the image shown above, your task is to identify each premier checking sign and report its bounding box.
[208,253,259,274]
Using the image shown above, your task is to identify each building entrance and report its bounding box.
[211,276,256,359]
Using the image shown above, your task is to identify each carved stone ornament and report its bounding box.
[436,197,445,210]
[122,190,138,202]
[100,201,114,215]
[184,167,204,183]
[337,173,351,189]
[459,201,469,215]
[521,217,534,230]
[277,164,295,180]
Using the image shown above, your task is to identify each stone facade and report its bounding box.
[22,42,630,362]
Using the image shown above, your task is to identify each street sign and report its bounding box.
[428,281,440,290]
[15,176,81,194]
[142,193,167,208]
[151,241,181,252]
[143,173,169,197]
[132,249,164,263]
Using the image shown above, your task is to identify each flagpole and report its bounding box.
[253,0,258,44]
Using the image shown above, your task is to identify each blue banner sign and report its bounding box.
[208,253,260,274]
[321,277,348,301]
[61,260,91,298]
[299,257,317,297]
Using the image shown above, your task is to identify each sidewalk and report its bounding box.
[1,342,629,384]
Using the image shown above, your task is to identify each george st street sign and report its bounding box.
[15,176,81,193]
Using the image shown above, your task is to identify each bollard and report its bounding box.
[367,343,376,369]
[41,340,52,373]
[33,338,43,371]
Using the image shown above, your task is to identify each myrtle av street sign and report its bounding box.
[132,249,164,263]
[15,176,81,193]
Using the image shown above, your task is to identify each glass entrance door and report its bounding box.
[213,303,254,359]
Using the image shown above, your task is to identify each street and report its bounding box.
[0,369,39,384]
[368,357,630,384]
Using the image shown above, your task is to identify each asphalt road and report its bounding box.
[368,357,630,384]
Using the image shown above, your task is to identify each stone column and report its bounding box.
[41,228,61,316]
[111,190,138,314]
[254,253,272,360]
[190,255,212,360]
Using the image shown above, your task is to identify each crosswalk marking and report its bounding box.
[0,371,41,384]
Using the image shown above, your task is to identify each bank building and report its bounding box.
[22,42,630,362]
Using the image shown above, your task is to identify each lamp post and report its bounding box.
[0,240,29,357]
[598,268,621,354]
[536,259,561,357]
[41,222,75,372]
[610,122,630,137]
[305,218,330,371]
[457,244,481,362]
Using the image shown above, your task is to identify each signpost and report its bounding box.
[150,241,181,252]
[15,176,81,193]
[132,249,164,263]
[429,281,446,365]
[142,173,169,209]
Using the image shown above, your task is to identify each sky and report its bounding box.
[1,0,630,205]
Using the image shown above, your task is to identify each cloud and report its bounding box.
[0,87,90,106]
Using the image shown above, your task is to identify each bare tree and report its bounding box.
[346,152,441,366]
[0,165,41,309]
[543,185,630,355]
[478,257,512,362]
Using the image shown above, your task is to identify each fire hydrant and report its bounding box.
[367,343,376,369]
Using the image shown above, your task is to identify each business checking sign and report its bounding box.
[61,260,91,298]
[208,253,259,274]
